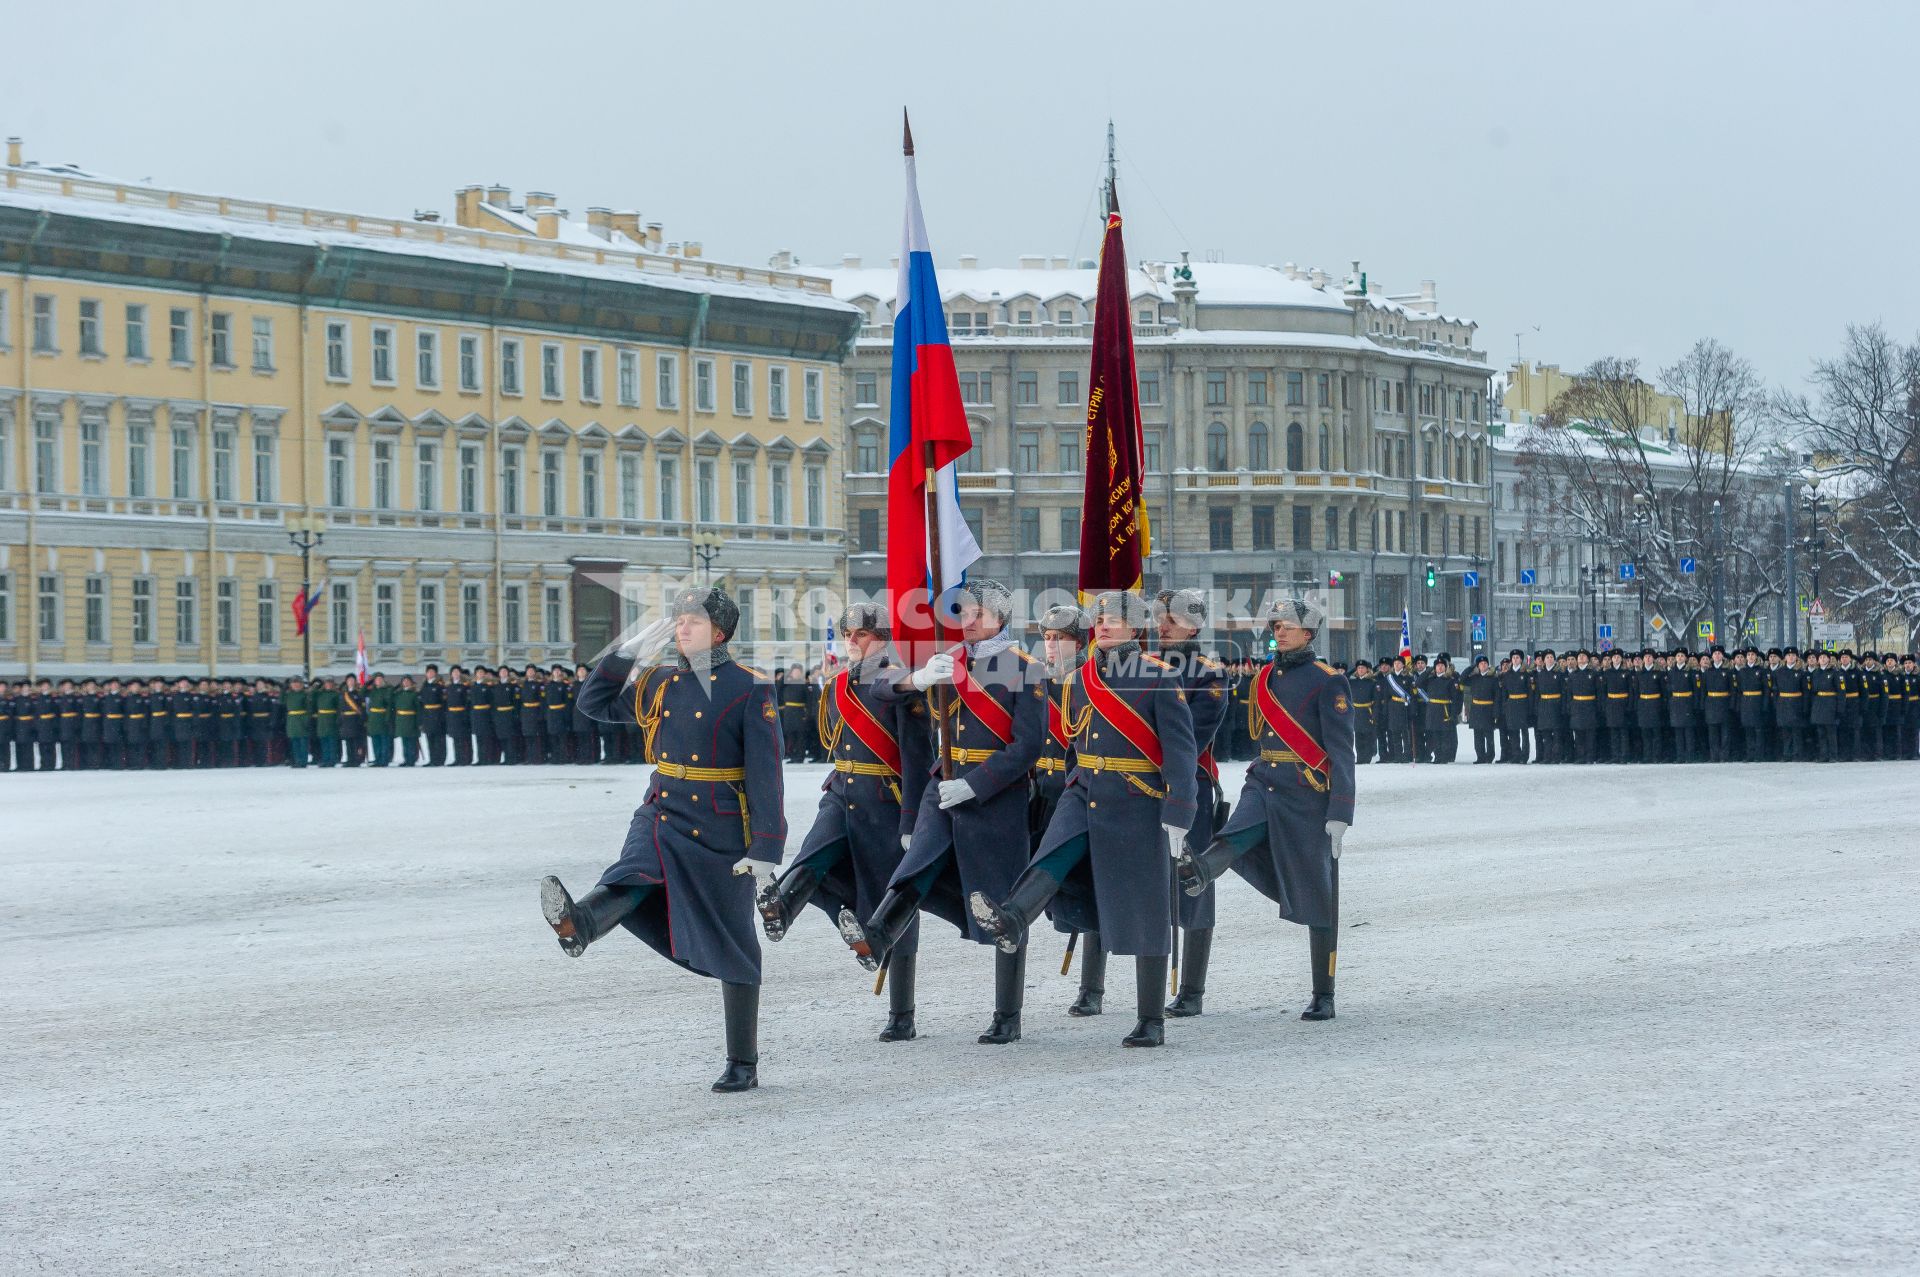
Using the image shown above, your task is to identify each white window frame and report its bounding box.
[580,450,601,519]
[329,581,354,647]
[257,581,278,648]
[461,582,486,645]
[251,315,275,372]
[656,353,680,410]
[503,584,525,645]
[619,453,642,521]
[212,427,235,502]
[804,463,825,528]
[370,325,396,385]
[209,312,234,368]
[85,574,108,644]
[417,581,440,645]
[371,440,395,510]
[169,424,194,499]
[541,343,564,399]
[131,577,154,645]
[657,456,679,522]
[731,360,753,416]
[415,328,441,389]
[416,440,439,511]
[580,346,602,404]
[128,422,150,498]
[375,581,398,646]
[252,433,277,504]
[37,573,62,643]
[501,444,522,515]
[168,307,192,365]
[733,459,754,523]
[544,585,565,643]
[541,448,564,516]
[80,419,105,497]
[769,462,789,526]
[694,357,716,412]
[175,577,198,646]
[78,298,104,357]
[327,436,353,507]
[500,338,523,395]
[32,294,57,353]
[617,348,640,407]
[696,457,717,523]
[325,319,351,381]
[803,367,823,421]
[459,443,482,514]
[768,365,789,419]
[217,578,239,647]
[125,303,149,361]
[458,333,482,392]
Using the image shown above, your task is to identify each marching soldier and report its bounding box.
[1665,650,1700,762]
[970,590,1197,1048]
[1030,605,1093,1013]
[756,602,932,1040]
[1176,596,1355,1021]
[1465,654,1498,763]
[1498,649,1533,764]
[1157,588,1231,1019]
[777,665,811,764]
[1421,653,1460,764]
[540,585,785,1092]
[835,578,1048,1046]
[1531,650,1567,764]
[1380,657,1413,763]
[1349,658,1378,764]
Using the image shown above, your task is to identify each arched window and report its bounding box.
[1286,422,1304,472]
[1247,421,1270,471]
[1206,421,1231,472]
[1324,505,1340,550]
[1317,424,1331,471]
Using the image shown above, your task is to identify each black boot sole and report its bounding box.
[756,881,788,942]
[1301,996,1336,1021]
[977,1016,1021,1045]
[837,908,880,971]
[540,876,587,957]
[712,1065,759,1093]
[967,891,1021,954]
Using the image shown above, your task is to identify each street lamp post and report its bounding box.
[1631,492,1651,648]
[691,531,725,585]
[1802,479,1824,648]
[286,515,326,680]
[1781,479,1796,649]
[1711,499,1726,649]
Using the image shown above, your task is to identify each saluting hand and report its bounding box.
[1325,820,1349,860]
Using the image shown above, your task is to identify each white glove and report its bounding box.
[732,857,777,892]
[910,653,956,690]
[618,615,675,664]
[1163,824,1188,858]
[1326,820,1349,860]
[937,778,975,809]
[900,834,913,851]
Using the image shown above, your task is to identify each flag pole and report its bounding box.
[906,109,955,782]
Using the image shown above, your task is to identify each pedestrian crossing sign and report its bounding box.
[1529,601,1545,619]
[1697,621,1714,639]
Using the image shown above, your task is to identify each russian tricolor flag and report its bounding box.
[886,113,980,658]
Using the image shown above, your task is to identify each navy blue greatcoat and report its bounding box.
[1217,655,1356,930]
[1034,644,1198,957]
[886,640,1048,944]
[791,652,933,954]
[1160,641,1231,931]
[577,649,786,985]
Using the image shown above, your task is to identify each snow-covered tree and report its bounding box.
[1771,324,1920,636]
[1514,345,1790,643]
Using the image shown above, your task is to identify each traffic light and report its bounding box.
[1266,634,1278,655]
[1425,562,1437,588]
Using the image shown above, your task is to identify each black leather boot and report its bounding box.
[838,886,920,972]
[1123,955,1168,1047]
[1166,927,1212,1017]
[540,876,641,957]
[1176,839,1240,897]
[878,950,916,1042]
[1301,925,1336,1021]
[756,864,820,942]
[978,945,1025,1044]
[713,981,759,1092]
[1067,931,1105,1017]
[968,869,1061,955]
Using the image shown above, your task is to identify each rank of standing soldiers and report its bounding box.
[0,659,847,772]
[1328,645,1920,765]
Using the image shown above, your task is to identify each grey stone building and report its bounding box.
[819,254,1495,663]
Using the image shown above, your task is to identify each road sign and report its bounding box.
[1529,601,1545,619]
[1598,624,1614,640]
[1744,618,1759,635]
[1520,568,1536,586]
[1462,570,1480,589]
[1600,638,1614,652]
[1649,613,1668,633]
[1680,557,1697,575]
[1619,563,1636,582]
[1472,625,1486,643]
[1808,598,1825,619]
[1697,621,1714,639]
[1811,620,1854,644]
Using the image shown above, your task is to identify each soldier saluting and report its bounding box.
[539,586,785,1092]
[1176,596,1355,1021]
[755,602,933,1042]
[970,590,1197,1048]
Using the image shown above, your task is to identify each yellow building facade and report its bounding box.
[1503,359,1729,453]
[1,147,859,678]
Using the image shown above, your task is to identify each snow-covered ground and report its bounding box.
[5,758,1918,1275]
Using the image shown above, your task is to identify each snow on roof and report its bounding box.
[820,264,1165,307]
[1175,261,1351,312]
[1162,329,1490,371]
[0,172,857,315]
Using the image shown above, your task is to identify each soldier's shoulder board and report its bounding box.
[735,664,771,680]
[1315,660,1339,675]
[1194,655,1224,671]
[1011,648,1037,664]
[1141,653,1172,670]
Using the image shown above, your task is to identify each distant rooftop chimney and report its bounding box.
[1052,256,1069,270]
[5,137,21,168]
[534,209,560,239]
[684,241,703,259]
[1019,255,1044,270]
[413,209,442,223]
[644,221,663,247]
[525,191,556,211]
[609,210,642,242]
[486,184,510,206]
[958,255,978,270]
[585,207,613,239]
[769,249,795,270]
[842,254,861,269]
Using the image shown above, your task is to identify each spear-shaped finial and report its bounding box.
[903,108,915,157]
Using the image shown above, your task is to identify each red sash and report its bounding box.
[1079,653,1163,768]
[1254,663,1330,778]
[1047,692,1072,751]
[833,671,902,776]
[1197,748,1219,781]
[950,647,1013,745]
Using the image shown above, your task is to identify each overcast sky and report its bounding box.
[5,0,1914,389]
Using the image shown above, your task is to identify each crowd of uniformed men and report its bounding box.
[0,661,935,773]
[1314,646,1920,766]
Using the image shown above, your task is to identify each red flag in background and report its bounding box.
[1077,177,1149,597]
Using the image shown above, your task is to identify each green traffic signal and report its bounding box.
[1425,563,1437,588]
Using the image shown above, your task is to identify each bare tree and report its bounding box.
[1772,324,1920,635]
[1514,345,1788,644]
